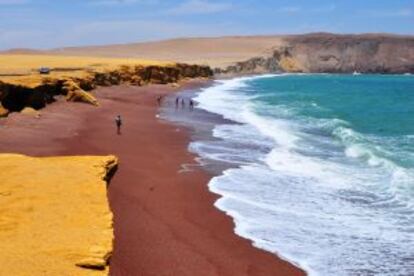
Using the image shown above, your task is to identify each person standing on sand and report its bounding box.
[157,96,163,106]
[115,115,122,135]
[181,98,185,109]
[175,97,180,109]
[189,99,194,111]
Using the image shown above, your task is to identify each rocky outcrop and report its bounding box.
[63,80,99,106]
[284,33,414,73]
[0,102,9,117]
[0,63,213,116]
[0,80,62,112]
[20,107,41,118]
[216,55,283,75]
[218,33,414,75]
[0,154,118,275]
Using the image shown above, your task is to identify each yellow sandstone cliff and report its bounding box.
[0,54,213,116]
[0,154,118,275]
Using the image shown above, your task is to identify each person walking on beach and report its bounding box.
[181,98,185,109]
[189,99,194,111]
[157,96,163,106]
[115,115,122,135]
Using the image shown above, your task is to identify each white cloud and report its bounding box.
[168,0,232,15]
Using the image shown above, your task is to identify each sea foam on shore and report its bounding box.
[179,74,414,276]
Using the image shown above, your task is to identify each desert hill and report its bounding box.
[2,33,414,73]
[3,36,286,69]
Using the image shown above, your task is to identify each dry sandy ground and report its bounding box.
[0,54,171,88]
[4,36,286,68]
[0,154,115,275]
[4,33,414,72]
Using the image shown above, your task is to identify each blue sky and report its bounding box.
[0,0,413,49]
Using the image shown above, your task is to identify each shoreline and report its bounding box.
[0,80,305,275]
[161,78,312,273]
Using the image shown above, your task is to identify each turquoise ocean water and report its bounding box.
[192,74,414,275]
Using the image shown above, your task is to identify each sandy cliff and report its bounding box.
[0,154,117,275]
[286,33,414,73]
[38,36,285,68]
[218,33,414,74]
[4,33,412,75]
[0,55,212,116]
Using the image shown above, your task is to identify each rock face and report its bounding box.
[0,63,213,116]
[218,33,414,75]
[0,102,9,117]
[63,80,99,106]
[215,55,283,75]
[0,154,117,275]
[285,33,414,73]
[20,107,41,118]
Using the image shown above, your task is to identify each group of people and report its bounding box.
[157,95,195,110]
[114,96,197,135]
[157,96,194,110]
[175,97,195,110]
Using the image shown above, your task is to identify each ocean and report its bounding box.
[163,74,414,275]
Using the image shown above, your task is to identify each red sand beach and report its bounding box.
[0,82,305,276]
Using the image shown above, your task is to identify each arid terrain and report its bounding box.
[3,33,414,73]
[0,154,117,275]
[1,32,413,276]
[0,54,212,117]
[3,36,285,68]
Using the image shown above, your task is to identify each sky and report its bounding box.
[0,0,413,49]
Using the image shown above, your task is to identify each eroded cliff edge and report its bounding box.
[0,55,213,117]
[0,154,118,275]
[218,33,414,75]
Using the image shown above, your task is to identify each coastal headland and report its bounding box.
[0,54,232,275]
[0,52,303,275]
[0,54,212,117]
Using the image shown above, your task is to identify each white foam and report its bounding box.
[192,75,414,276]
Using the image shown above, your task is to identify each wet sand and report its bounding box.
[0,82,305,276]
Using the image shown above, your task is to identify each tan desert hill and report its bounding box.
[2,36,286,68]
[2,33,414,73]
